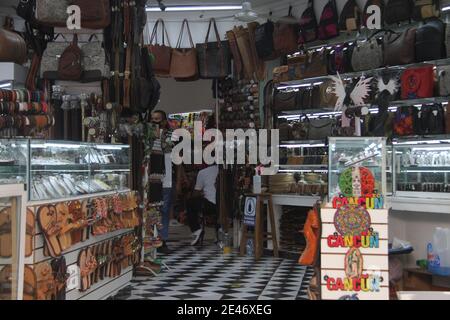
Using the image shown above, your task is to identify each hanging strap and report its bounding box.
[150,19,171,46]
[204,18,222,46]
[176,19,195,49]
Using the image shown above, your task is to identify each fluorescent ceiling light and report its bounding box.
[442,6,450,11]
[146,5,242,12]
[0,82,12,89]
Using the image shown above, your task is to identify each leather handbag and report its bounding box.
[278,121,293,140]
[318,0,339,40]
[58,34,82,81]
[197,18,231,79]
[362,0,384,28]
[35,0,69,27]
[81,34,110,82]
[255,20,277,60]
[40,34,69,79]
[306,117,336,140]
[274,90,299,112]
[273,7,299,55]
[351,36,383,71]
[416,104,445,134]
[0,29,27,64]
[319,79,338,108]
[437,66,450,96]
[384,0,414,24]
[327,44,353,74]
[301,49,328,78]
[401,65,435,99]
[71,0,111,29]
[412,0,440,21]
[147,19,172,77]
[339,0,361,32]
[415,18,446,62]
[298,0,318,44]
[383,28,416,66]
[170,19,198,80]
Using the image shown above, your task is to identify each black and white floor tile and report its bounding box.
[111,226,314,300]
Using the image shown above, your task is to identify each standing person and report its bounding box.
[190,163,219,246]
[150,110,174,254]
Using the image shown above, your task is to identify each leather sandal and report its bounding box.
[37,205,62,258]
[25,209,35,257]
[78,248,89,292]
[55,203,73,252]
[23,265,37,300]
[85,246,98,289]
[69,201,85,245]
[0,208,12,258]
[51,256,68,300]
[35,261,56,300]
[81,200,89,242]
[0,265,13,300]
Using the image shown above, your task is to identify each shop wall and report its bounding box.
[390,211,450,268]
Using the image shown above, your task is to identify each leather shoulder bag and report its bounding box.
[255,20,277,61]
[412,0,440,21]
[81,34,110,82]
[197,18,231,79]
[302,49,328,78]
[170,19,198,81]
[307,116,336,140]
[339,0,361,32]
[58,34,82,81]
[383,28,416,66]
[384,0,414,24]
[147,19,172,77]
[415,18,446,62]
[298,0,318,44]
[351,34,383,71]
[0,29,27,64]
[318,0,339,40]
[274,90,299,112]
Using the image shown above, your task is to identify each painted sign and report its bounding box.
[244,197,257,226]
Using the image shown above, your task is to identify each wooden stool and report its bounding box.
[240,193,279,260]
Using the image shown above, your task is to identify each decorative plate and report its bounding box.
[333,204,371,236]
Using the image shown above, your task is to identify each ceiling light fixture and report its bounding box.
[442,5,450,11]
[146,5,243,12]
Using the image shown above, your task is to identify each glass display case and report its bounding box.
[328,137,387,202]
[274,140,328,196]
[393,135,450,199]
[0,139,28,186]
[29,141,130,201]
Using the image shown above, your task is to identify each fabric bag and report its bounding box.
[415,18,446,62]
[170,19,198,80]
[81,34,110,82]
[255,20,277,60]
[401,65,435,99]
[351,36,383,71]
[298,0,318,44]
[412,0,440,21]
[318,0,339,40]
[35,0,69,27]
[71,0,111,29]
[0,29,27,64]
[273,7,299,55]
[147,19,172,77]
[339,0,361,32]
[394,106,417,136]
[437,66,450,96]
[57,34,82,81]
[384,0,414,24]
[197,18,231,79]
[383,28,416,66]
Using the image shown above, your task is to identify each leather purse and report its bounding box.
[0,29,27,64]
[147,19,172,77]
[35,0,69,27]
[81,34,110,82]
[383,28,416,66]
[273,7,299,55]
[71,0,111,29]
[401,65,435,100]
[384,0,414,24]
[255,20,277,61]
[274,90,299,112]
[339,0,361,32]
[351,36,383,71]
[319,79,338,108]
[412,0,440,21]
[327,44,353,74]
[278,121,293,141]
[58,34,82,81]
[415,18,446,62]
[301,49,328,78]
[197,18,231,79]
[170,19,198,80]
[437,66,450,96]
[298,0,318,44]
[318,0,339,40]
[416,104,445,134]
[307,117,336,140]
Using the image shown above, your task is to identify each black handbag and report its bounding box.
[415,18,446,62]
[306,117,336,140]
[255,20,277,61]
[384,0,414,24]
[197,18,231,79]
[417,104,446,134]
[298,0,318,44]
[273,90,299,112]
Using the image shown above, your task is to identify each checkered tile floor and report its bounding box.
[110,226,314,300]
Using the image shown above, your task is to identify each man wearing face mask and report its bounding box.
[151,110,175,254]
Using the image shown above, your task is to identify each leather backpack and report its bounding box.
[412,0,440,21]
[318,0,339,40]
[255,20,277,60]
[383,28,416,66]
[362,0,384,28]
[339,0,361,32]
[384,0,414,24]
[58,34,82,81]
[415,18,446,62]
[298,0,318,44]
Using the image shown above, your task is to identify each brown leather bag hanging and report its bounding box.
[147,19,172,77]
[383,28,416,66]
[71,0,111,29]
[58,34,83,81]
[170,19,198,80]
[273,6,299,55]
[0,28,27,64]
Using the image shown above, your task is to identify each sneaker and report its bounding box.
[169,219,183,227]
